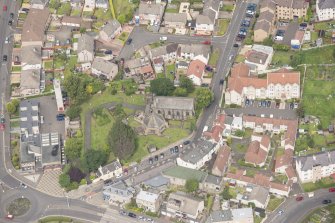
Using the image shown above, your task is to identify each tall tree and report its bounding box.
[108,119,136,160]
[150,78,175,96]
[59,173,70,188]
[195,88,214,110]
[112,104,126,120]
[179,76,194,93]
[81,150,108,172]
[185,179,199,193]
[65,138,83,161]
[66,105,82,120]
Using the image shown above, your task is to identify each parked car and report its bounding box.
[170,148,174,154]
[202,40,211,45]
[159,36,167,41]
[0,123,5,131]
[201,83,209,87]
[296,196,303,201]
[160,153,164,159]
[220,79,224,85]
[8,20,12,26]
[154,155,159,161]
[233,43,239,47]
[1,117,5,123]
[183,140,190,145]
[174,147,179,153]
[245,99,250,106]
[10,13,14,19]
[5,37,9,44]
[149,158,153,164]
[104,50,113,55]
[128,212,136,218]
[5,214,13,220]
[329,187,335,192]
[3,55,7,62]
[289,103,294,109]
[126,38,132,45]
[322,199,332,204]
[258,101,262,107]
[267,101,271,107]
[56,114,65,121]
[276,102,280,108]
[278,210,284,215]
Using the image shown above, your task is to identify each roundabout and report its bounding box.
[6,197,31,217]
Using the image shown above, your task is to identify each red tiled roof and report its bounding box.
[226,76,267,94]
[285,166,297,179]
[260,135,271,149]
[215,114,226,128]
[275,149,294,170]
[140,65,154,74]
[267,70,300,85]
[245,141,268,165]
[231,63,250,78]
[212,145,231,174]
[187,59,206,79]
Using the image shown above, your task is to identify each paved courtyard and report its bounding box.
[36,169,63,197]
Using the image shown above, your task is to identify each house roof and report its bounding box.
[139,2,164,16]
[206,210,233,223]
[143,112,167,130]
[214,114,226,127]
[260,135,271,148]
[203,125,223,142]
[152,96,194,111]
[226,76,267,94]
[285,166,297,179]
[245,141,268,165]
[196,14,213,25]
[187,59,206,79]
[212,145,231,174]
[297,151,335,171]
[276,0,308,9]
[231,63,250,78]
[136,190,159,203]
[163,166,207,182]
[101,19,121,36]
[318,0,335,10]
[245,50,269,65]
[231,208,254,222]
[260,0,276,11]
[167,191,204,217]
[97,159,122,177]
[179,140,217,165]
[178,44,210,58]
[203,174,222,185]
[150,45,168,58]
[248,186,269,205]
[202,0,220,23]
[143,175,169,188]
[166,43,179,54]
[30,0,48,5]
[22,8,50,43]
[164,12,187,24]
[62,16,82,25]
[92,58,118,76]
[267,70,300,85]
[78,34,95,54]
[20,69,41,91]
[21,46,42,65]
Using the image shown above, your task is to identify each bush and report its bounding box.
[66,105,81,120]
[68,167,86,183]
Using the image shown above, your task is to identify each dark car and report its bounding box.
[10,13,14,19]
[205,66,213,72]
[149,158,153,164]
[3,55,7,62]
[8,20,12,26]
[220,79,224,85]
[56,114,65,121]
[233,43,239,47]
[201,83,209,87]
[267,101,271,107]
[1,117,5,124]
[154,155,159,161]
[128,212,136,218]
[322,199,332,204]
[296,196,303,201]
[126,38,132,45]
[174,147,179,153]
[104,50,113,55]
[170,148,174,154]
[183,140,191,145]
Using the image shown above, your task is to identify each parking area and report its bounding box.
[38,95,65,135]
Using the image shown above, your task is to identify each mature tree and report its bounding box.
[57,2,71,15]
[179,76,194,93]
[6,102,16,114]
[64,73,89,104]
[117,14,126,24]
[150,78,175,96]
[122,79,137,96]
[195,88,214,110]
[108,119,136,160]
[68,167,86,183]
[49,0,61,9]
[296,105,305,118]
[112,104,126,120]
[306,135,315,148]
[66,105,82,120]
[221,186,232,200]
[59,173,71,188]
[81,150,108,172]
[65,138,83,161]
[185,179,199,193]
[174,87,188,97]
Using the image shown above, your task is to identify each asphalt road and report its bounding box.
[265,189,335,223]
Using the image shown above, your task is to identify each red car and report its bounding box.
[202,41,211,45]
[3,5,7,11]
[296,196,304,201]
[0,124,5,131]
[329,187,335,192]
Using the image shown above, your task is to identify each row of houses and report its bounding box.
[30,0,109,11]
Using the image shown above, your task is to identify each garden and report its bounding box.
[266,195,284,212]
[301,204,335,223]
[302,177,335,192]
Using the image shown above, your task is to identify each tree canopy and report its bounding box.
[195,88,214,110]
[81,150,107,172]
[59,173,70,188]
[179,76,194,93]
[66,105,82,120]
[108,119,136,160]
[65,138,83,161]
[185,179,199,193]
[150,78,175,96]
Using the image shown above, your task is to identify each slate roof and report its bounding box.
[167,192,204,217]
[92,58,118,75]
[152,96,194,111]
[78,34,95,54]
[143,112,167,130]
[139,2,164,16]
[297,151,335,171]
[20,69,41,92]
[318,0,335,10]
[179,140,217,164]
[164,12,187,24]
[21,46,42,65]
[162,166,207,182]
[22,8,50,43]
[101,19,121,36]
[97,159,122,177]
[206,210,233,223]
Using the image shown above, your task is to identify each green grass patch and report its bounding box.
[118,32,129,43]
[273,174,288,184]
[235,54,245,63]
[217,19,230,36]
[165,64,175,81]
[43,61,53,70]
[301,204,335,223]
[209,49,220,67]
[266,195,284,212]
[272,51,295,66]
[165,6,178,13]
[11,66,21,72]
[38,216,73,223]
[221,4,234,12]
[292,45,335,66]
[113,0,136,19]
[302,177,335,192]
[314,21,335,30]
[70,9,82,16]
[149,41,164,49]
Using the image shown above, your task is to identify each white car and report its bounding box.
[5,37,9,44]
[159,36,167,41]
[278,210,284,215]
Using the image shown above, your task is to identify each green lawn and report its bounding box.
[11,66,21,72]
[272,51,295,66]
[314,21,335,30]
[292,45,335,66]
[301,204,335,223]
[118,32,129,43]
[165,6,179,13]
[302,177,335,192]
[266,195,285,212]
[70,9,82,16]
[165,64,175,81]
[64,56,78,76]
[273,174,288,184]
[209,49,220,66]
[217,19,230,36]
[235,54,245,63]
[221,4,234,12]
[43,61,53,70]
[113,0,136,19]
[54,59,65,69]
[254,215,264,223]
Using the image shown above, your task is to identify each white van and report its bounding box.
[160,36,167,41]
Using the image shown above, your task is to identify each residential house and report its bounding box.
[61,16,82,27]
[212,145,231,177]
[275,0,309,20]
[21,46,42,71]
[83,0,95,12]
[99,19,122,41]
[245,45,274,72]
[296,151,335,183]
[186,59,206,86]
[149,43,179,62]
[195,0,221,34]
[91,58,118,80]
[95,0,108,9]
[30,0,49,9]
[200,174,223,193]
[77,34,95,63]
[20,69,42,96]
[70,0,83,8]
[95,159,123,182]
[203,114,226,143]
[164,12,187,29]
[176,140,219,170]
[316,0,335,21]
[254,10,275,42]
[22,8,50,47]
[136,190,162,212]
[225,68,300,106]
[136,2,165,26]
[235,186,270,209]
[103,181,135,205]
[178,44,210,62]
[206,208,254,223]
[162,191,205,222]
[124,57,154,82]
[244,135,270,167]
[151,96,194,120]
[162,166,208,186]
[152,57,164,73]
